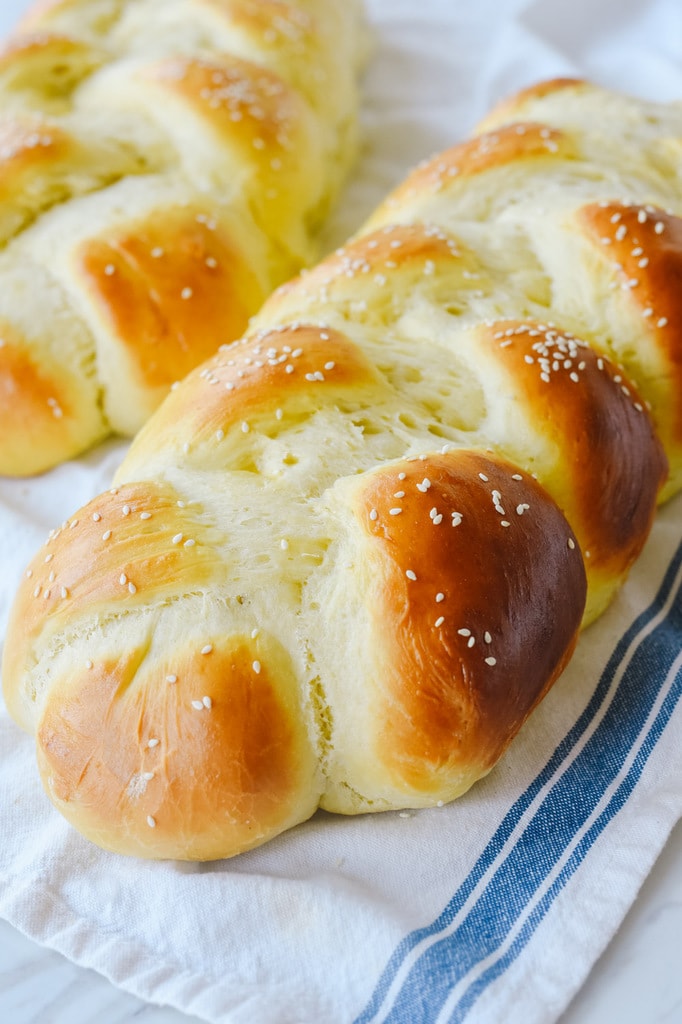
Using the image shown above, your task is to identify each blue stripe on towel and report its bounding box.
[356,543,682,1024]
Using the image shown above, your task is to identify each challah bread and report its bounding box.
[0,0,367,476]
[2,79,677,861]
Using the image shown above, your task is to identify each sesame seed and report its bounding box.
[406,570,417,581]
[128,582,137,595]
[92,512,101,522]
[191,700,204,711]
[184,539,196,548]
[119,573,127,585]
[394,490,405,498]
[655,221,665,234]
[201,644,213,655]
[172,533,183,545]
[253,660,261,674]
[478,473,489,482]
[147,816,156,828]
[467,636,475,648]
[181,287,193,300]
[657,317,668,328]
[458,628,471,637]
[435,616,445,628]
[568,538,576,550]
[241,422,250,433]
[511,474,523,481]
[485,657,497,667]
[122,505,131,516]
[102,530,112,541]
[484,632,492,644]
[143,772,155,781]
[500,521,511,527]
[140,511,152,520]
[151,247,164,258]
[166,675,177,683]
[104,264,116,276]
[147,738,159,748]
[436,593,445,602]
[389,508,402,516]
[369,509,378,521]
[86,659,93,669]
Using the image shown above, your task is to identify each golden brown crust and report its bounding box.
[577,201,682,443]
[0,119,68,203]
[141,55,311,220]
[470,319,667,604]
[2,479,230,729]
[263,222,482,325]
[77,206,267,394]
[4,481,222,691]
[0,320,103,476]
[476,78,588,132]
[0,0,365,475]
[321,450,585,805]
[122,322,387,475]
[0,31,102,89]
[37,637,320,860]
[373,122,576,214]
[198,0,314,50]
[4,74,679,860]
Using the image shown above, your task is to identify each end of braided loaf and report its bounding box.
[3,78,680,860]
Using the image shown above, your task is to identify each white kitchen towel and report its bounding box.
[0,1,681,1023]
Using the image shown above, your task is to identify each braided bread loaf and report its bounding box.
[3,78,679,861]
[0,0,367,476]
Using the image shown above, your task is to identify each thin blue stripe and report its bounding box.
[385,602,682,1023]
[449,659,682,1023]
[356,542,682,1024]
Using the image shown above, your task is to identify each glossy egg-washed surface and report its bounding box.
[0,0,367,474]
[3,77,682,860]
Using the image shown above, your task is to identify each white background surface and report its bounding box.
[0,1,681,1022]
